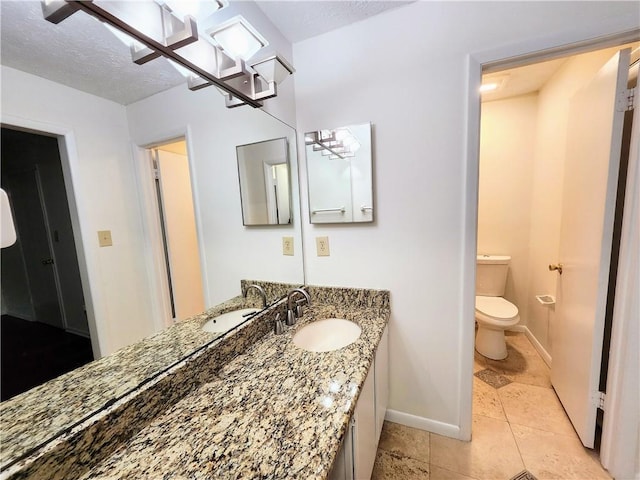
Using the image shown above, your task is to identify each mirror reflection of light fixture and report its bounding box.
[305,129,361,160]
[41,1,294,109]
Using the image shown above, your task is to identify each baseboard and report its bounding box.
[65,326,91,339]
[508,325,552,367]
[2,311,35,322]
[385,409,461,439]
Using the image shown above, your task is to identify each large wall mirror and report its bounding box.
[237,138,292,226]
[0,1,303,466]
[305,122,373,223]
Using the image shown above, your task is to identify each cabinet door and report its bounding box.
[354,364,376,479]
[374,326,389,440]
[328,419,355,480]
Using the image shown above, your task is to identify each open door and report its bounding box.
[551,49,631,447]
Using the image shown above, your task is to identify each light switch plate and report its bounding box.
[98,230,113,247]
[316,236,330,256]
[283,236,294,256]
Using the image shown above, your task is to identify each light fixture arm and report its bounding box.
[43,0,264,107]
[310,139,345,159]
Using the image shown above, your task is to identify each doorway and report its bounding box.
[144,138,204,324]
[1,127,93,400]
[473,42,637,465]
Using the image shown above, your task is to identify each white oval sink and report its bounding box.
[202,308,258,333]
[293,318,361,352]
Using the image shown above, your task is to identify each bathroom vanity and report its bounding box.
[0,284,390,480]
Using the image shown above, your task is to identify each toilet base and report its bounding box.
[475,325,508,360]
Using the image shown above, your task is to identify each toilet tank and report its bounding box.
[476,255,510,296]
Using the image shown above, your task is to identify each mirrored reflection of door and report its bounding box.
[3,169,63,328]
[151,141,204,322]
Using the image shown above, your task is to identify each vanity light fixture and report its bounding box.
[207,15,267,61]
[41,0,294,109]
[250,54,295,85]
[162,0,228,21]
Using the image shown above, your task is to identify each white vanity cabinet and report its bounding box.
[329,326,389,480]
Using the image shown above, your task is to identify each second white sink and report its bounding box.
[202,308,258,333]
[292,318,361,352]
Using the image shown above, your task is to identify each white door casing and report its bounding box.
[551,49,630,448]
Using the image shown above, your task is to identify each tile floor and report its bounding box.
[371,332,611,480]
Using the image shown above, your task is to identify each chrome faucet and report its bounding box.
[286,288,311,326]
[244,284,267,308]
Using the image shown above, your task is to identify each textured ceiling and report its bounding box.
[0,1,184,105]
[255,1,414,43]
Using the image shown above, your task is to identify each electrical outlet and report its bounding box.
[316,236,330,256]
[282,236,294,256]
[98,230,113,247]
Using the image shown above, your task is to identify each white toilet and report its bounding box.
[475,255,520,360]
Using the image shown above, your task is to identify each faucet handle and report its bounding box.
[286,309,296,326]
[274,313,285,335]
[295,299,305,318]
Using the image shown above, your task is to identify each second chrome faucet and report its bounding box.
[286,288,311,327]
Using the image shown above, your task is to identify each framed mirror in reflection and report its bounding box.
[305,123,373,224]
[237,138,292,226]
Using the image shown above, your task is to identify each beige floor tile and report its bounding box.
[378,421,430,463]
[430,415,524,480]
[498,383,575,436]
[429,465,478,480]
[483,334,552,389]
[472,377,506,421]
[511,424,611,479]
[371,450,430,479]
[504,332,538,356]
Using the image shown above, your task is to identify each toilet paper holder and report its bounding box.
[536,294,556,306]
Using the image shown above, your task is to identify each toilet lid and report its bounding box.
[475,296,519,320]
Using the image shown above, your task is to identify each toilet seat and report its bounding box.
[475,296,518,321]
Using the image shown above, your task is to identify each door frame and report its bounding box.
[1,115,100,358]
[131,126,209,329]
[460,28,639,461]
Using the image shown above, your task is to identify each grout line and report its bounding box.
[507,414,528,473]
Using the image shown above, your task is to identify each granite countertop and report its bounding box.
[0,294,260,470]
[77,297,390,479]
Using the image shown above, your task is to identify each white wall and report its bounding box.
[126,84,304,306]
[526,46,629,357]
[478,93,539,326]
[293,1,638,436]
[0,66,157,357]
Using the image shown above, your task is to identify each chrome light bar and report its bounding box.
[41,0,294,108]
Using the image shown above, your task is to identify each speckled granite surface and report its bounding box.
[79,293,389,479]
[0,280,296,471]
[2,285,390,480]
